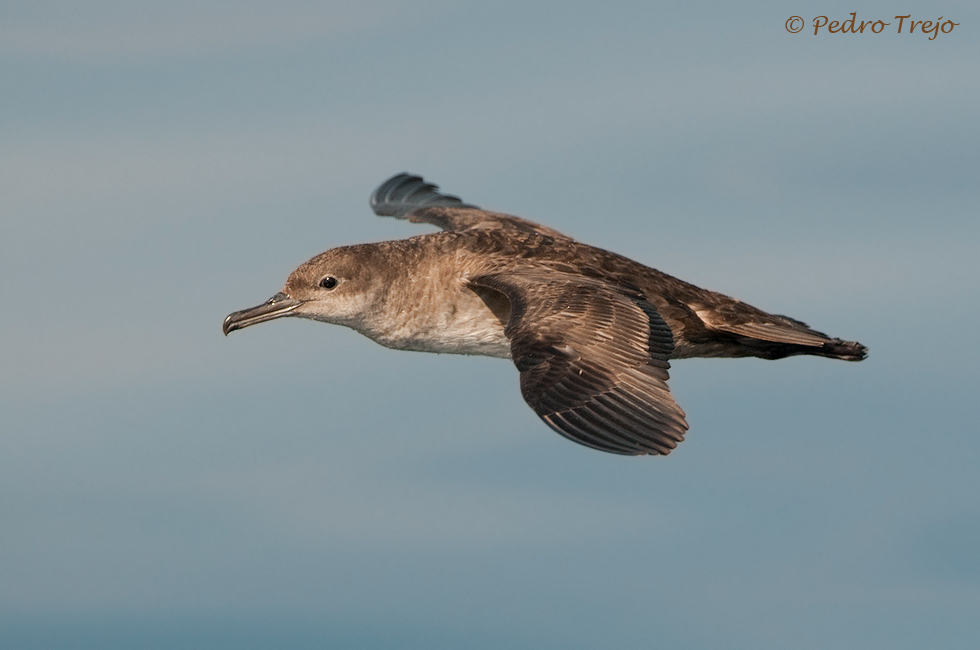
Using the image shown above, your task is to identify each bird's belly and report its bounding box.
[369,309,512,359]
[396,326,512,358]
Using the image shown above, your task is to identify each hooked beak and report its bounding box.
[223,292,303,335]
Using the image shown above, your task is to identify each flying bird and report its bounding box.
[224,173,867,456]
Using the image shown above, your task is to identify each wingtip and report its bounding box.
[369,172,478,218]
[369,172,418,216]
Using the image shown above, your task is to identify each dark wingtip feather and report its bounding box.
[369,173,479,218]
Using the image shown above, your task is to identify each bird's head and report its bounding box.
[222,245,388,335]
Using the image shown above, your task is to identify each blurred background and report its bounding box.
[2,1,978,648]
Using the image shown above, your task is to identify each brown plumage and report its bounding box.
[223,173,867,456]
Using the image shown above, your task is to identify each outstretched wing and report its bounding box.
[370,172,479,217]
[470,272,688,456]
[370,173,571,239]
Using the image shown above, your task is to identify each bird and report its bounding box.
[223,173,867,456]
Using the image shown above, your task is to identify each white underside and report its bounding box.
[355,294,513,359]
[379,328,512,358]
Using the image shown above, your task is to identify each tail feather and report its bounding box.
[700,313,868,362]
[817,338,868,361]
[744,337,868,361]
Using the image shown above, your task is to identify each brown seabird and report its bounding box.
[224,173,867,456]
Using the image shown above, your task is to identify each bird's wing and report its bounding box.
[469,272,688,456]
[370,173,571,239]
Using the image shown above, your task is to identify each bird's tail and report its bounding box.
[711,317,868,362]
[812,338,868,361]
[745,337,868,361]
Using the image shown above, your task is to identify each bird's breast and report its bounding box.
[360,283,512,359]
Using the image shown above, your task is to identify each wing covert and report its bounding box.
[470,272,688,456]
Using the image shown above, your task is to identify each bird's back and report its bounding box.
[444,227,864,361]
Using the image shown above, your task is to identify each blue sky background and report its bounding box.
[2,1,979,648]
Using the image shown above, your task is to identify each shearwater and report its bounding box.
[223,173,867,456]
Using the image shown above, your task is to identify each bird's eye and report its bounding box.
[318,276,339,290]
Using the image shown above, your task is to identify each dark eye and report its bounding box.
[318,276,338,290]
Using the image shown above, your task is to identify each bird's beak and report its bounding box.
[223,292,303,335]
